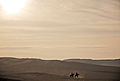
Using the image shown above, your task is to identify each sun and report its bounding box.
[0,0,27,14]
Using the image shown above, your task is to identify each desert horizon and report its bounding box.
[0,0,120,81]
[0,56,120,60]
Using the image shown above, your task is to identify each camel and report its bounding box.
[75,72,79,78]
[70,73,74,77]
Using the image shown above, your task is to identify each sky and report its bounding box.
[0,0,120,60]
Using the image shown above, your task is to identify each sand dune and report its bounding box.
[0,57,120,81]
[64,59,120,67]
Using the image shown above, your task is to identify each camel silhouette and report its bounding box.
[70,72,74,77]
[75,72,79,78]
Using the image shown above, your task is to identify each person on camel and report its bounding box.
[75,72,79,78]
[70,72,74,78]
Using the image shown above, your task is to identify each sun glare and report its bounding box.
[0,0,27,14]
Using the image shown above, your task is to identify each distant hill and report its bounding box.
[64,59,120,67]
[0,57,120,81]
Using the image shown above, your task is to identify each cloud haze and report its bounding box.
[0,0,120,59]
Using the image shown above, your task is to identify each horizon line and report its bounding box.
[0,56,120,61]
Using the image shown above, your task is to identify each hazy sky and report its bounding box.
[0,0,120,59]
